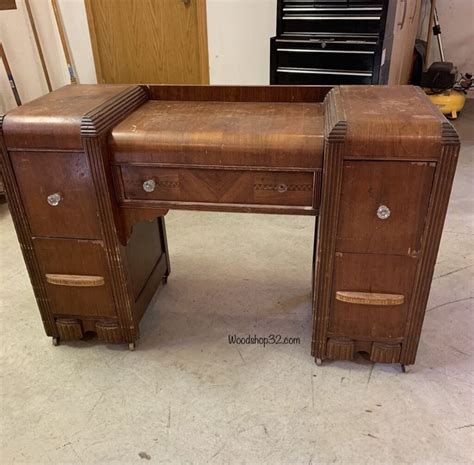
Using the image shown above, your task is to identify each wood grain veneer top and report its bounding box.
[110,100,324,169]
[3,84,133,150]
[339,85,447,158]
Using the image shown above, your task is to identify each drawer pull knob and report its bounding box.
[377,204,391,220]
[277,183,288,193]
[47,192,61,207]
[336,291,404,306]
[45,274,105,287]
[143,179,156,193]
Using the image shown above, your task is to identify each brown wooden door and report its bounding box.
[85,0,209,84]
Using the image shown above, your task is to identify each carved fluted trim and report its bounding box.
[370,342,401,364]
[84,137,137,342]
[56,318,83,340]
[401,135,460,365]
[81,86,148,137]
[326,338,354,360]
[311,140,344,359]
[96,320,123,343]
[323,86,347,142]
[311,89,347,359]
[441,121,461,145]
[0,116,57,336]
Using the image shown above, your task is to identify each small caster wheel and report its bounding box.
[162,275,168,285]
[52,337,60,347]
[401,364,410,373]
[316,358,322,366]
[128,342,136,351]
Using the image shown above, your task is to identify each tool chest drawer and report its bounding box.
[278,0,385,35]
[11,151,102,239]
[274,69,373,85]
[116,166,317,208]
[336,160,436,256]
[272,37,376,71]
[33,238,116,318]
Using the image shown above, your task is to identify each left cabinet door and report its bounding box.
[11,151,102,239]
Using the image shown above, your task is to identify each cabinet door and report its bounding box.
[336,160,435,256]
[11,151,102,239]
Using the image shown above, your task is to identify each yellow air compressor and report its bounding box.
[426,89,466,120]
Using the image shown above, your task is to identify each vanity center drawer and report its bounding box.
[116,166,317,208]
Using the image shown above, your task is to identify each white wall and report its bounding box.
[206,0,276,85]
[1,0,472,113]
[0,0,96,113]
[418,0,474,73]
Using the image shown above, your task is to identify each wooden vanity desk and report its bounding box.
[0,84,459,370]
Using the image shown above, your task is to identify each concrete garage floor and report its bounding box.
[1,102,473,465]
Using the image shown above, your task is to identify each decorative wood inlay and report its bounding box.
[401,121,460,365]
[336,291,405,306]
[96,320,123,343]
[326,338,354,360]
[370,342,401,364]
[0,116,57,337]
[45,274,105,287]
[311,87,347,360]
[253,183,313,192]
[155,180,179,189]
[56,318,83,340]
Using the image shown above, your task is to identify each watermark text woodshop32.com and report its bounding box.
[228,334,300,347]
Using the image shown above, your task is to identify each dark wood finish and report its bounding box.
[0,0,16,10]
[34,238,116,318]
[329,252,417,340]
[0,165,5,195]
[313,85,459,367]
[0,84,460,370]
[2,84,131,150]
[1,85,169,346]
[11,151,102,239]
[125,219,164,299]
[119,166,316,208]
[110,100,324,169]
[56,319,83,340]
[147,84,331,103]
[336,160,435,256]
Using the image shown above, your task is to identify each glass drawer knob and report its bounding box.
[143,179,156,193]
[47,192,61,207]
[377,205,391,220]
[277,183,288,193]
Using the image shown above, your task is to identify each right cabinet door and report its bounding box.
[336,160,436,256]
